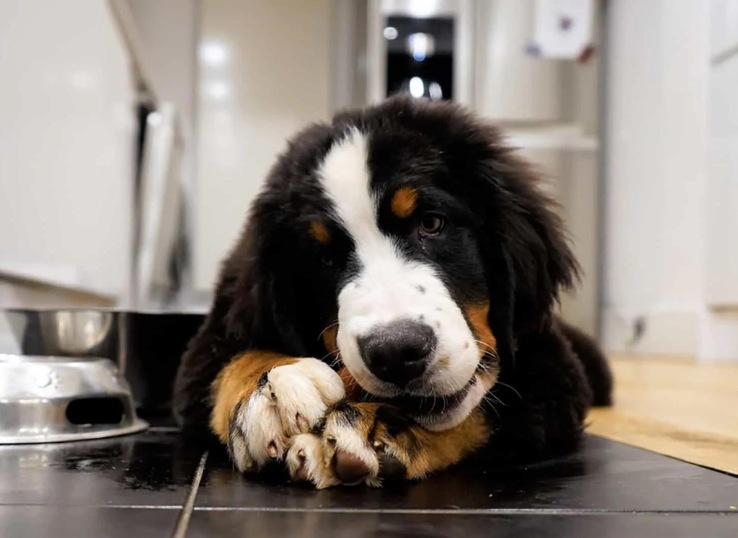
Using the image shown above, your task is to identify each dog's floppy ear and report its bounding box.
[471,140,579,364]
[173,201,307,435]
[478,220,518,370]
[221,122,339,359]
[175,125,335,434]
[222,194,313,358]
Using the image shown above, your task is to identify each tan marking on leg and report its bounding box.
[210,352,296,443]
[322,403,490,483]
[373,408,490,479]
[348,402,380,438]
[309,221,331,245]
[390,187,418,219]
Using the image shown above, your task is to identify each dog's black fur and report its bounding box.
[174,96,612,461]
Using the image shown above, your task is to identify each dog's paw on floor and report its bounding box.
[228,359,346,472]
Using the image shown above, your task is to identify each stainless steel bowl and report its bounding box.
[4,309,120,361]
[4,309,205,412]
[0,354,148,444]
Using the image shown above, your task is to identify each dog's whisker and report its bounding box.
[481,395,501,418]
[428,387,438,415]
[487,391,506,407]
[349,379,361,391]
[474,341,499,359]
[481,388,501,405]
[476,359,497,375]
[317,321,339,341]
[494,380,522,401]
[328,353,343,368]
[474,339,496,351]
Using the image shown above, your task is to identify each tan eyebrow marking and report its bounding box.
[391,187,418,219]
[309,221,331,245]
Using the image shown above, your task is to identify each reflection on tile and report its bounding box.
[187,511,738,538]
[195,435,738,511]
[0,506,178,538]
[0,431,203,507]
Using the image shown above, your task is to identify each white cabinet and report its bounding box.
[0,0,137,298]
[711,0,738,59]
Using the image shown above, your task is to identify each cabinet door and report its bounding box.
[0,0,136,297]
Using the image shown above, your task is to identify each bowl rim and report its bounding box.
[3,307,207,316]
[0,353,112,364]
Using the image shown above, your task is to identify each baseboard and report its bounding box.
[698,311,738,362]
[602,307,700,357]
[602,306,738,362]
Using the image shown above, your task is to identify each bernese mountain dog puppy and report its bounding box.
[174,96,613,488]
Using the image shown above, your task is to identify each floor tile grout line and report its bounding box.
[1,504,735,516]
[189,507,738,516]
[0,504,734,515]
[170,450,208,538]
[0,504,183,510]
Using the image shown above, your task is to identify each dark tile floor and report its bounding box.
[0,429,736,537]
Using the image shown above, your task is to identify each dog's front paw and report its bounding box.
[285,402,412,489]
[227,358,346,472]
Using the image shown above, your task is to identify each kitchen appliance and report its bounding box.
[367,0,475,105]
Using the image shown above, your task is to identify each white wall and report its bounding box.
[194,0,333,290]
[0,0,137,297]
[473,0,602,336]
[602,0,711,356]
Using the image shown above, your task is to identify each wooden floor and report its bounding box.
[587,355,738,475]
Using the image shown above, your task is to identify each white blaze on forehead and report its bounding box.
[317,128,481,399]
[317,129,429,318]
[317,129,378,251]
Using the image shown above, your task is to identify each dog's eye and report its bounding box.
[418,213,445,237]
[320,255,334,268]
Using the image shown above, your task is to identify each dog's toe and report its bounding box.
[286,433,339,489]
[333,449,371,485]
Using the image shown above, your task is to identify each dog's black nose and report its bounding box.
[358,320,436,386]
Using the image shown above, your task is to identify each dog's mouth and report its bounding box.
[373,359,499,430]
[387,381,473,415]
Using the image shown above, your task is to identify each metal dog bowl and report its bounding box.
[0,354,148,444]
[3,308,205,413]
[6,309,119,358]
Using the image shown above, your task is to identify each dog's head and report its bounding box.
[227,97,578,430]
